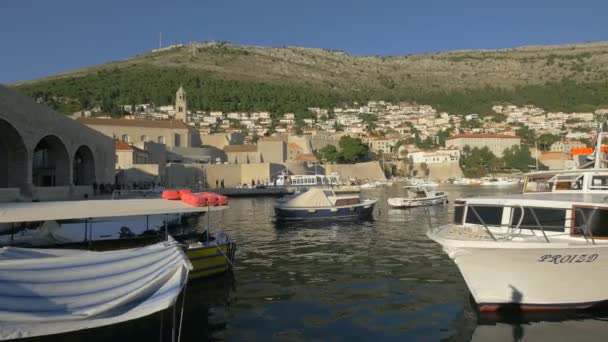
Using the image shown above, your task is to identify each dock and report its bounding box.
[202,187,294,197]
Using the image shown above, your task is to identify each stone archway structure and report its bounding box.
[32,135,70,187]
[0,119,28,189]
[73,145,96,186]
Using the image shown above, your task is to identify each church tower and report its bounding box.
[175,85,187,123]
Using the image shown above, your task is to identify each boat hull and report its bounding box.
[429,232,608,311]
[274,201,376,221]
[186,240,236,280]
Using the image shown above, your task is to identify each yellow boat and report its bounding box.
[179,232,237,280]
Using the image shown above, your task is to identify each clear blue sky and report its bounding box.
[1,0,607,84]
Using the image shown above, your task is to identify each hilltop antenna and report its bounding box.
[159,32,162,49]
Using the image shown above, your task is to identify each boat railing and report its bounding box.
[439,203,588,244]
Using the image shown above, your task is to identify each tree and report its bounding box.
[537,134,561,151]
[461,146,499,177]
[317,144,338,163]
[337,136,369,163]
[516,125,536,145]
[502,145,535,171]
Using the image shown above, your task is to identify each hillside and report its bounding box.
[11,41,608,115]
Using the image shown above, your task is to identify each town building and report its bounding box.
[79,117,192,148]
[445,134,521,157]
[408,149,461,164]
[550,140,587,153]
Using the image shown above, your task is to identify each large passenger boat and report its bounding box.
[428,131,608,311]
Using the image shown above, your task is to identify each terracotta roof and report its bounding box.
[115,140,133,151]
[115,140,146,153]
[79,117,189,129]
[288,142,303,150]
[223,144,257,152]
[296,154,318,162]
[447,134,521,140]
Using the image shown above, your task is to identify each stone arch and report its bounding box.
[0,119,28,188]
[73,145,96,185]
[32,135,70,187]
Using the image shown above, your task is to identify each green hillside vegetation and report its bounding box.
[11,41,608,116]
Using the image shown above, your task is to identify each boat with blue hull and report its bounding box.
[274,188,377,221]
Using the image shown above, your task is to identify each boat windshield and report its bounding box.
[549,174,584,191]
[523,174,554,193]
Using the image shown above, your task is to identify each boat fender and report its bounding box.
[162,190,181,200]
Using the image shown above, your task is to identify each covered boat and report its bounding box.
[274,188,376,220]
[0,198,229,339]
[387,187,448,208]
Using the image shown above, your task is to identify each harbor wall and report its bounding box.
[411,161,463,181]
[165,162,282,188]
[325,161,386,180]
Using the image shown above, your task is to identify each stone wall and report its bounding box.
[0,85,115,201]
[325,161,386,181]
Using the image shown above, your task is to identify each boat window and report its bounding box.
[465,205,503,226]
[510,207,566,232]
[572,206,608,237]
[524,174,554,193]
[549,174,584,191]
[454,201,465,224]
[590,175,608,190]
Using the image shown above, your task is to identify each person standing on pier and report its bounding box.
[216,179,219,188]
[221,179,225,188]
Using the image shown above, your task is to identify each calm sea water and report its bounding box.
[26,185,608,341]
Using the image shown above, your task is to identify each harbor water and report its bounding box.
[26,185,608,341]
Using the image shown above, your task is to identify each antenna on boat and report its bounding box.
[595,124,603,169]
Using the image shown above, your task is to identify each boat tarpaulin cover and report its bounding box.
[0,199,227,223]
[283,188,332,208]
[0,238,191,340]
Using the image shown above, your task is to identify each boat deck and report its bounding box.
[439,225,495,241]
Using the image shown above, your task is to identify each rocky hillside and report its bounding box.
[11,41,608,115]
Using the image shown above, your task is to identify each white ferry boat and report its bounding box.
[428,132,608,312]
[274,171,341,187]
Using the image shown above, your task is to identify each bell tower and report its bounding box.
[175,85,187,123]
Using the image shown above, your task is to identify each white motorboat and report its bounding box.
[388,187,448,208]
[479,176,521,186]
[427,132,608,312]
[407,178,439,187]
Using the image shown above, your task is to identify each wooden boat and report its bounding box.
[387,186,448,208]
[274,188,377,220]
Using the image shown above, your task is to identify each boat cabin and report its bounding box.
[452,161,608,240]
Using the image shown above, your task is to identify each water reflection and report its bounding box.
[20,184,608,341]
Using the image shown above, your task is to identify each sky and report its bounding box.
[1,0,607,84]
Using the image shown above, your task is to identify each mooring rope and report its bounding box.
[177,282,188,342]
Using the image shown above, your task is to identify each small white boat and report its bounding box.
[387,187,448,208]
[428,132,608,312]
[407,178,439,187]
[479,176,520,186]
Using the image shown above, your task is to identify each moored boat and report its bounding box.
[274,188,377,220]
[0,198,227,340]
[387,186,448,208]
[427,131,608,312]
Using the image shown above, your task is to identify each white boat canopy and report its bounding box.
[0,199,227,223]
